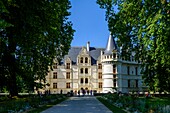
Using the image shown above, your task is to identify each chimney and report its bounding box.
[87,41,90,52]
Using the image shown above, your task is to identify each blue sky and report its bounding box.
[69,0,109,48]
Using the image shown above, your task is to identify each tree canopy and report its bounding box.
[97,0,170,92]
[0,0,74,96]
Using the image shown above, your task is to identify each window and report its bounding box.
[66,83,70,88]
[53,83,57,89]
[85,78,88,83]
[99,82,102,88]
[85,68,88,74]
[135,67,138,75]
[136,80,138,87]
[128,80,130,87]
[85,57,88,63]
[113,65,116,73]
[80,57,83,63]
[53,72,57,79]
[113,75,116,79]
[113,53,116,58]
[53,63,57,69]
[113,75,116,87]
[127,66,130,75]
[80,78,83,84]
[114,79,116,87]
[66,72,70,79]
[98,72,102,79]
[132,56,134,61]
[80,68,83,74]
[66,63,70,69]
[98,64,102,69]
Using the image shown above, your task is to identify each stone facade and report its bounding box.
[42,34,146,94]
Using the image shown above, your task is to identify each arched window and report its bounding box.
[80,57,83,63]
[85,78,88,83]
[80,78,83,84]
[85,68,88,74]
[85,57,88,63]
[80,68,83,74]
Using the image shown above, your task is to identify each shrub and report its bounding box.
[0,94,66,113]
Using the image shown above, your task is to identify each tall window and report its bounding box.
[66,72,70,79]
[98,64,102,69]
[53,63,57,69]
[80,78,83,84]
[113,65,116,73]
[128,80,130,87]
[98,72,102,79]
[80,57,83,63]
[99,82,102,88]
[85,78,88,83]
[85,68,88,74]
[113,53,116,58]
[136,80,138,87]
[80,68,83,74]
[114,79,116,87]
[53,83,57,89]
[66,83,70,88]
[127,66,130,75]
[85,57,88,63]
[113,75,116,87]
[135,67,138,75]
[53,72,57,79]
[66,63,70,69]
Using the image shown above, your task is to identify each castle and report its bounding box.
[43,34,146,94]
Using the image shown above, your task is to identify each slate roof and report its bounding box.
[104,34,117,55]
[62,47,105,65]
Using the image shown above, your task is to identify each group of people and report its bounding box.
[73,89,93,96]
[78,89,93,96]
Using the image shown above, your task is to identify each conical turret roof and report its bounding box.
[104,33,117,55]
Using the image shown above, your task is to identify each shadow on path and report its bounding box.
[41,96,112,113]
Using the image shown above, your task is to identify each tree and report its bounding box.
[97,0,170,92]
[0,0,74,97]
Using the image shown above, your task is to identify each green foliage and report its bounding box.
[97,0,170,92]
[101,94,170,113]
[0,94,67,113]
[0,0,74,96]
[97,96,126,113]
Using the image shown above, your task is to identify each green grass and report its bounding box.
[97,97,126,113]
[26,97,68,113]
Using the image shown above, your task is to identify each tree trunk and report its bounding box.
[7,29,18,97]
[7,52,18,97]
